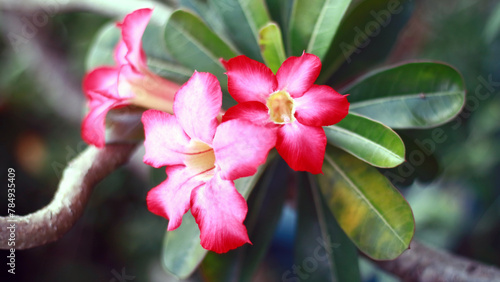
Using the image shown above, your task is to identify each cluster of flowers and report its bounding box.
[82,9,349,253]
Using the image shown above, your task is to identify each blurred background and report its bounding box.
[0,0,499,281]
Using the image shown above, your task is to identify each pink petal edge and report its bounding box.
[114,39,129,66]
[117,8,152,68]
[81,98,126,147]
[190,174,251,253]
[222,101,272,127]
[276,52,322,98]
[83,67,120,99]
[294,85,350,127]
[276,121,326,174]
[174,71,221,144]
[147,166,205,231]
[142,109,190,168]
[214,119,277,180]
[225,55,277,104]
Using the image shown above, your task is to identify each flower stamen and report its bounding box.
[266,90,295,124]
[184,139,216,181]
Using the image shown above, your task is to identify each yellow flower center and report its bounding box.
[266,90,295,124]
[184,139,216,181]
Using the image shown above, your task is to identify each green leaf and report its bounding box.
[85,23,119,70]
[382,131,442,188]
[288,0,351,59]
[319,0,413,83]
[164,9,239,108]
[179,0,230,39]
[259,23,287,73]
[142,24,194,83]
[265,0,291,29]
[484,2,500,43]
[293,172,361,282]
[162,213,207,279]
[325,113,405,168]
[265,0,294,52]
[318,146,415,260]
[142,23,176,63]
[343,62,466,129]
[162,153,275,279]
[164,10,239,65]
[210,0,271,61]
[146,59,194,84]
[237,157,290,281]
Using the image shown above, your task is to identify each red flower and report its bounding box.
[222,53,350,174]
[82,8,180,147]
[143,71,276,253]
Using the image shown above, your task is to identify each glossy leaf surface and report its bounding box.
[85,23,119,70]
[288,0,351,59]
[210,0,271,61]
[325,113,405,168]
[344,62,466,129]
[164,9,238,107]
[319,0,413,83]
[318,147,415,260]
[293,173,361,282]
[266,0,294,50]
[162,212,207,279]
[259,23,287,73]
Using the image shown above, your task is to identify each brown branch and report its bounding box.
[374,240,500,282]
[0,144,137,250]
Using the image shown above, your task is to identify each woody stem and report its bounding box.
[0,144,137,249]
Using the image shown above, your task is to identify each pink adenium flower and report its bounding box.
[222,53,349,174]
[142,71,276,253]
[82,8,180,147]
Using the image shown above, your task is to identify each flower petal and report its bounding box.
[114,39,128,66]
[190,174,251,253]
[222,101,271,127]
[81,97,125,148]
[225,55,277,103]
[116,64,145,100]
[147,166,205,231]
[276,122,326,174]
[142,109,190,168]
[174,71,221,144]
[118,8,151,68]
[127,68,179,113]
[294,85,350,127]
[83,67,120,99]
[276,53,321,98]
[214,119,277,180]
